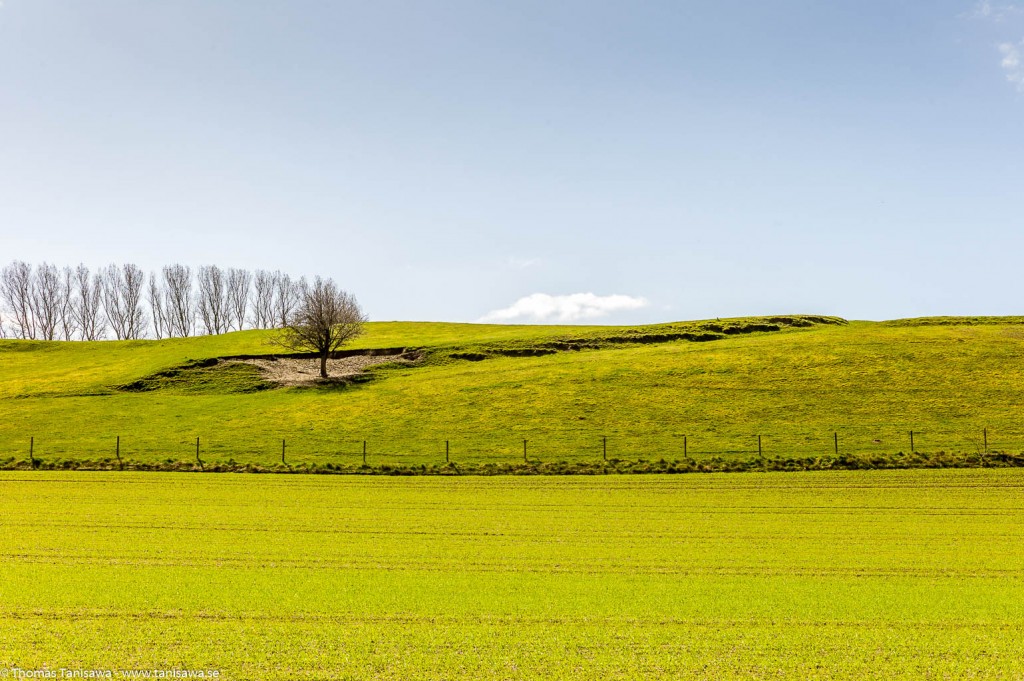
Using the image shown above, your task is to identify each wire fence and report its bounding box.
[2,426,1018,468]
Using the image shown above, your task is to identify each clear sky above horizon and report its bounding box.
[1,1,1022,324]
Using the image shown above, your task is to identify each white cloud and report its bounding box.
[967,1,1024,91]
[970,0,1024,21]
[998,41,1024,89]
[479,293,650,324]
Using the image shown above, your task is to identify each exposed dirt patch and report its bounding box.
[228,354,415,387]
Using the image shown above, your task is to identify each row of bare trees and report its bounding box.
[0,262,306,341]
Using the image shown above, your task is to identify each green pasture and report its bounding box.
[1,469,1023,678]
[2,315,1024,466]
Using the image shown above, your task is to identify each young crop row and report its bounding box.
[2,470,1024,678]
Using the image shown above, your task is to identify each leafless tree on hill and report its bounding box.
[252,270,277,329]
[162,264,195,338]
[274,273,302,329]
[148,272,167,339]
[123,264,147,340]
[99,267,121,338]
[74,265,104,341]
[276,277,366,378]
[1,261,35,340]
[102,263,146,340]
[226,267,251,332]
[57,266,77,341]
[31,263,62,341]
[197,265,229,335]
[2,261,359,341]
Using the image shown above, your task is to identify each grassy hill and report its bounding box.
[2,314,1024,470]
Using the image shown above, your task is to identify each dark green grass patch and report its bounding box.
[4,449,1023,475]
[118,360,276,395]
[417,314,844,366]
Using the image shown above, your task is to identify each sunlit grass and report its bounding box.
[2,316,1023,466]
[1,469,1023,678]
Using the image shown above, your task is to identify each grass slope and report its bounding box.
[2,469,1023,679]
[2,315,1024,467]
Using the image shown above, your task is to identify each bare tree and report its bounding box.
[1,262,355,343]
[101,263,146,340]
[275,277,366,378]
[74,265,104,341]
[1,261,35,339]
[58,266,76,341]
[100,266,120,338]
[273,273,302,329]
[197,265,228,335]
[148,272,167,339]
[122,264,146,339]
[31,263,62,341]
[252,270,277,329]
[163,264,194,338]
[226,267,251,332]
[100,265,126,339]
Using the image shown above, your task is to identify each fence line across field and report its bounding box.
[9,428,1015,466]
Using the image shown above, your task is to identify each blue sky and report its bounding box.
[1,1,1022,323]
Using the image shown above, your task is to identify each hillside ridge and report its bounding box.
[4,315,1024,472]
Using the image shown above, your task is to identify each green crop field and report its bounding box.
[2,315,1024,470]
[2,469,1023,679]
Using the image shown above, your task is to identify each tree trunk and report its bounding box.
[320,352,328,378]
